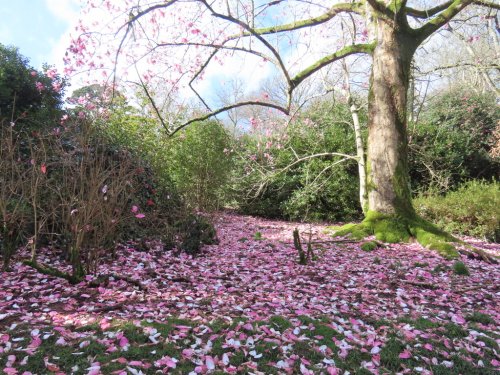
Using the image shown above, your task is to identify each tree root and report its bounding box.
[458,247,498,264]
[330,211,496,262]
[88,273,147,291]
[402,280,439,290]
[23,260,83,284]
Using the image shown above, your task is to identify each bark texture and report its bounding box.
[367,19,416,216]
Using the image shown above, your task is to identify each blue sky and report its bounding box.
[0,0,80,70]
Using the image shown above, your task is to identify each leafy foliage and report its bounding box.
[235,100,363,222]
[0,43,64,128]
[409,89,499,193]
[414,180,499,242]
[168,120,234,211]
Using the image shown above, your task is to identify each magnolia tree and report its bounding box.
[68,0,499,252]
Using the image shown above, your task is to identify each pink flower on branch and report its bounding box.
[35,82,45,92]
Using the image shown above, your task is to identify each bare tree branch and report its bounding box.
[226,2,364,38]
[472,0,500,10]
[171,101,290,137]
[199,0,293,87]
[415,1,471,42]
[132,66,169,132]
[120,1,179,32]
[366,0,395,18]
[290,43,375,89]
[153,41,273,62]
[405,2,454,19]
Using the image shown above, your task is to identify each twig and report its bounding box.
[93,302,125,313]
[402,280,439,290]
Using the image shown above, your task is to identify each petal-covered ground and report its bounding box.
[1,212,499,374]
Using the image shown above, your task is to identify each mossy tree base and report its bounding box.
[333,211,461,259]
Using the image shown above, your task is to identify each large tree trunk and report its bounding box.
[367,21,417,217]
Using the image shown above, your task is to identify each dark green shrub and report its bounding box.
[409,89,499,193]
[177,214,218,255]
[0,44,65,128]
[414,180,499,242]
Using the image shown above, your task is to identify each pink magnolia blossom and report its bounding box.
[35,82,45,92]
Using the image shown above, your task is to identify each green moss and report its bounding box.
[411,217,459,259]
[331,210,461,259]
[453,261,470,276]
[391,159,415,218]
[443,323,468,339]
[23,260,83,284]
[331,223,370,240]
[361,241,378,252]
[362,211,410,243]
[430,242,458,259]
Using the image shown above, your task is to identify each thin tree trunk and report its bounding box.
[342,62,367,213]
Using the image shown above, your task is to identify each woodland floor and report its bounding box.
[0,212,499,375]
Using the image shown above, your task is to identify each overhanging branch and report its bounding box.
[415,1,471,42]
[199,0,292,86]
[290,43,375,89]
[227,2,363,38]
[405,1,454,19]
[472,0,500,10]
[366,0,396,18]
[170,101,290,137]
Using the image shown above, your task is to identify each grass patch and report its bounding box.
[466,312,495,325]
[432,263,450,274]
[361,240,378,252]
[443,323,468,339]
[413,261,429,268]
[453,261,470,276]
[2,313,498,374]
[253,231,263,240]
[268,315,292,331]
[399,316,440,330]
[380,337,405,372]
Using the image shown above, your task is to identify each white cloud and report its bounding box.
[45,0,80,22]
[45,0,83,87]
